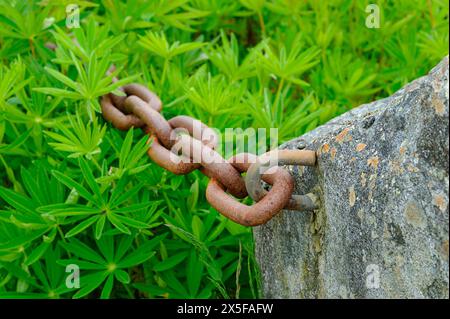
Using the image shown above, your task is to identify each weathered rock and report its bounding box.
[254,56,449,299]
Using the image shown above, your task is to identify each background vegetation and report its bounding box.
[0,0,448,298]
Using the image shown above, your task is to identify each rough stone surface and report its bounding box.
[254,56,449,299]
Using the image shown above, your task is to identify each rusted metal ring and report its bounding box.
[180,137,247,199]
[147,135,200,175]
[110,83,162,113]
[168,115,218,149]
[147,116,246,198]
[205,153,295,226]
[100,95,144,130]
[245,150,318,211]
[147,116,220,175]
[124,96,174,149]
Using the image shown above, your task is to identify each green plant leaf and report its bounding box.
[65,215,100,238]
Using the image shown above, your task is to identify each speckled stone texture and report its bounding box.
[253,56,449,299]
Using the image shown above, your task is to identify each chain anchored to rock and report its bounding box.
[101,83,318,226]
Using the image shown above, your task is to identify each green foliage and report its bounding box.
[0,0,448,299]
[45,114,106,159]
[35,21,137,118]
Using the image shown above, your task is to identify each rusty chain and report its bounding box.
[42,39,319,226]
[99,81,317,226]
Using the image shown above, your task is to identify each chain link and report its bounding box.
[245,150,318,212]
[101,83,317,226]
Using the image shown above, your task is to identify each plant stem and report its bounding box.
[258,11,266,37]
[0,273,12,288]
[123,281,135,298]
[162,192,176,214]
[427,0,435,28]
[0,154,22,193]
[235,240,242,299]
[161,58,169,89]
[29,38,35,57]
[273,77,285,120]
[91,156,102,172]
[57,225,69,245]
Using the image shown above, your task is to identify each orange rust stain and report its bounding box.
[390,160,404,174]
[335,128,350,143]
[407,163,419,173]
[433,194,448,213]
[367,156,379,169]
[322,143,330,153]
[356,143,367,152]
[399,146,407,155]
[432,95,445,116]
[404,201,426,229]
[330,147,337,160]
